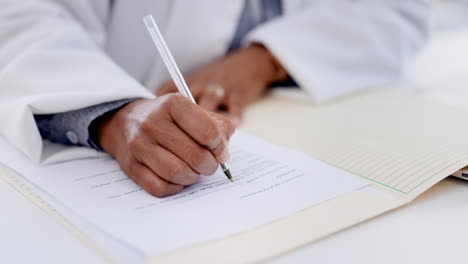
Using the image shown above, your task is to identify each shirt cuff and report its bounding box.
[34,99,136,151]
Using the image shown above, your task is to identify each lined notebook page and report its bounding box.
[242,89,468,199]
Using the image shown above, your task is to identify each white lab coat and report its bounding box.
[0,0,429,163]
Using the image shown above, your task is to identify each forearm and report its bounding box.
[246,0,430,102]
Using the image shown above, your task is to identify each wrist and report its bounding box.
[87,99,136,151]
[248,43,288,85]
[97,101,137,157]
[97,113,118,156]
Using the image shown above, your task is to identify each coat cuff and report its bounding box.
[34,99,136,151]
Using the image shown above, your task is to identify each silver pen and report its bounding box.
[143,14,233,182]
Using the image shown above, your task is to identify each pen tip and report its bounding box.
[224,169,233,182]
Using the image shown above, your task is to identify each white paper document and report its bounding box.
[0,132,367,257]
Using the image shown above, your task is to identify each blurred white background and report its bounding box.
[400,0,468,108]
[431,0,468,33]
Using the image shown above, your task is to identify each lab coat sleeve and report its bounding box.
[34,99,134,150]
[246,0,430,103]
[0,0,154,163]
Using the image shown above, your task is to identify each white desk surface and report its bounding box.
[1,173,467,264]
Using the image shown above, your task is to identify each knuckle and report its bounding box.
[158,96,171,111]
[124,160,139,178]
[147,181,168,198]
[193,150,217,175]
[139,120,154,135]
[183,173,199,185]
[167,162,199,185]
[159,93,175,108]
[189,147,204,163]
[167,93,184,103]
[120,160,172,198]
[165,163,185,182]
[159,93,185,112]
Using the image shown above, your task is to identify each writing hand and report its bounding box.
[98,94,235,197]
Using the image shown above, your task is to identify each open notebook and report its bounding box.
[1,89,468,263]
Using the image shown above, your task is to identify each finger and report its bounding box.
[156,81,178,96]
[166,94,233,163]
[137,144,200,185]
[127,161,183,197]
[187,82,205,101]
[149,118,219,176]
[198,88,225,112]
[208,113,236,162]
[209,112,236,140]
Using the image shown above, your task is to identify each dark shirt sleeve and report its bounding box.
[34,99,135,151]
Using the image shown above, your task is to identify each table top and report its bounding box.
[273,177,468,264]
[1,172,466,264]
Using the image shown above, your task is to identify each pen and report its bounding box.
[143,14,233,182]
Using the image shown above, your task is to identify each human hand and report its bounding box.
[98,94,235,197]
[156,44,287,125]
